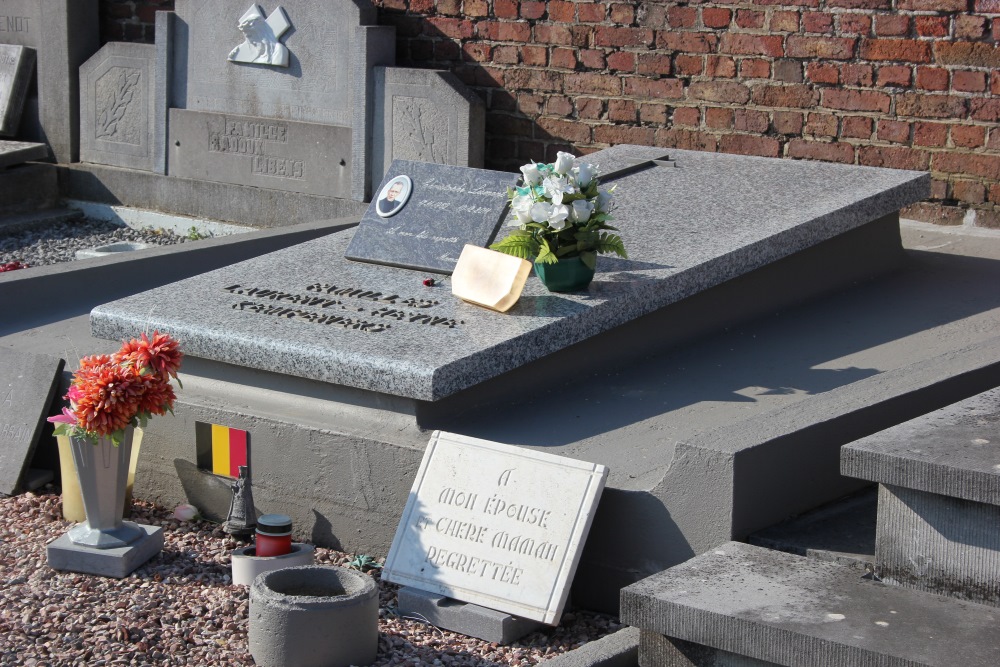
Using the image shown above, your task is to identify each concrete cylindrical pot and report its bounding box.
[231,543,315,586]
[249,565,379,667]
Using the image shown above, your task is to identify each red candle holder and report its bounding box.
[255,514,292,557]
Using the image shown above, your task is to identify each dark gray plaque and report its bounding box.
[346,160,514,274]
[0,349,64,496]
[0,44,35,137]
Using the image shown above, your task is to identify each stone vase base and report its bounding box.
[47,523,164,578]
[231,543,315,587]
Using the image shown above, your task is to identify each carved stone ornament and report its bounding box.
[225,465,257,537]
[227,4,292,68]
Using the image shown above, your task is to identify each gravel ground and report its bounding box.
[0,490,622,666]
[0,218,194,268]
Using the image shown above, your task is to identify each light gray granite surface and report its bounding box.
[91,146,929,401]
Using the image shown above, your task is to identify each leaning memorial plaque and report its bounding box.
[382,431,609,624]
[0,44,36,137]
[345,160,514,274]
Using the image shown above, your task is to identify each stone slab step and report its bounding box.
[0,140,48,170]
[621,542,1000,667]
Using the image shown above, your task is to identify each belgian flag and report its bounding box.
[195,422,249,478]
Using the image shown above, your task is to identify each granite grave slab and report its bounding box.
[0,348,64,496]
[92,146,929,402]
[345,160,514,273]
[0,44,34,136]
[80,42,166,173]
[373,66,485,181]
[0,139,47,169]
[169,108,352,198]
[382,431,608,624]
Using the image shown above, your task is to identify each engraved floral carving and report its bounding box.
[95,67,141,143]
[393,97,448,164]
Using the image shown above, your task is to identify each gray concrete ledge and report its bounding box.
[542,627,639,667]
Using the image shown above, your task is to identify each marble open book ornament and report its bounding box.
[451,245,531,313]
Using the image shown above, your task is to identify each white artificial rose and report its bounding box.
[530,201,553,223]
[575,162,597,189]
[596,189,614,213]
[572,199,594,223]
[549,204,571,229]
[512,194,534,225]
[520,163,543,185]
[543,176,574,205]
[553,151,576,176]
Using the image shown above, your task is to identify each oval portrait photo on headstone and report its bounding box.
[376,175,412,218]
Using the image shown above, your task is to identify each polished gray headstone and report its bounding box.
[346,159,513,273]
[0,348,63,496]
[91,146,928,402]
[169,108,352,197]
[0,139,47,169]
[0,44,34,136]
[373,67,485,181]
[621,541,1000,667]
[79,43,165,172]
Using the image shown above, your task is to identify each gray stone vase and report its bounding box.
[67,426,144,549]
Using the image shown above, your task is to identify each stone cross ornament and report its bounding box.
[227,4,292,68]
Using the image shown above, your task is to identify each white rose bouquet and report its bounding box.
[490,152,627,268]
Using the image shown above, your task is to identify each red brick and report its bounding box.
[719,33,785,57]
[858,145,931,170]
[752,0,820,7]
[533,25,590,47]
[770,11,800,32]
[915,16,949,38]
[564,72,621,95]
[953,70,988,93]
[673,107,701,127]
[595,26,654,48]
[548,1,576,22]
[802,12,834,33]
[930,178,949,200]
[516,141,545,162]
[860,38,932,63]
[433,40,460,59]
[609,3,635,24]
[991,183,1000,205]
[955,15,988,40]
[509,69,565,92]
[740,59,771,79]
[593,124,656,146]
[805,113,839,137]
[638,53,673,76]
[521,45,547,66]
[773,111,804,134]
[639,103,669,124]
[494,0,519,19]
[916,67,949,91]
[898,0,965,9]
[517,1,544,19]
[877,119,911,143]
[462,42,492,63]
[624,77,684,98]
[654,128,719,152]
[487,113,534,136]
[913,122,949,147]
[706,56,737,77]
[970,99,1000,122]
[579,49,605,69]
[993,72,1000,96]
[787,139,856,163]
[841,63,874,86]
[735,109,770,132]
[668,6,698,28]
[951,125,987,149]
[465,0,490,17]
[545,96,574,116]
[427,17,475,39]
[751,83,819,108]
[516,93,544,115]
[658,32,719,54]
[877,65,911,87]
[841,116,874,139]
[720,134,781,157]
[786,36,856,60]
[706,107,735,129]
[838,14,871,35]
[607,51,636,72]
[703,8,733,29]
[638,3,667,28]
[874,15,909,37]
[823,89,891,113]
[578,3,606,22]
[976,209,1000,229]
[735,10,765,29]
[672,107,701,127]
[773,59,803,83]
[986,128,1000,151]
[827,0,889,7]
[576,97,604,119]
[675,55,705,76]
[689,81,751,104]
[608,99,637,122]
[806,63,840,84]
[550,47,578,69]
[902,202,965,226]
[952,180,987,205]
[933,42,1000,68]
[897,94,968,119]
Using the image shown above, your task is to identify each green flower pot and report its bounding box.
[533,256,596,292]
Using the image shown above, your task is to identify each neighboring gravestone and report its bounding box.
[0,44,34,136]
[0,0,99,162]
[373,67,485,181]
[79,42,167,173]
[0,349,64,496]
[168,0,394,200]
[345,160,513,274]
[381,430,609,625]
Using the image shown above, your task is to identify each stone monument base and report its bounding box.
[397,587,541,644]
[46,523,164,578]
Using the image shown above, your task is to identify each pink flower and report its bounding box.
[47,408,78,425]
[173,504,198,521]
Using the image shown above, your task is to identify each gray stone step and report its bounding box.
[621,542,1000,667]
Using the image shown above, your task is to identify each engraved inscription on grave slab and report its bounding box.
[0,44,35,137]
[382,431,608,624]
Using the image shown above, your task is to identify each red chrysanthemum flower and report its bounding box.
[71,363,144,437]
[138,377,176,417]
[116,331,183,382]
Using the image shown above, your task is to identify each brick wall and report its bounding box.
[116,0,1000,227]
